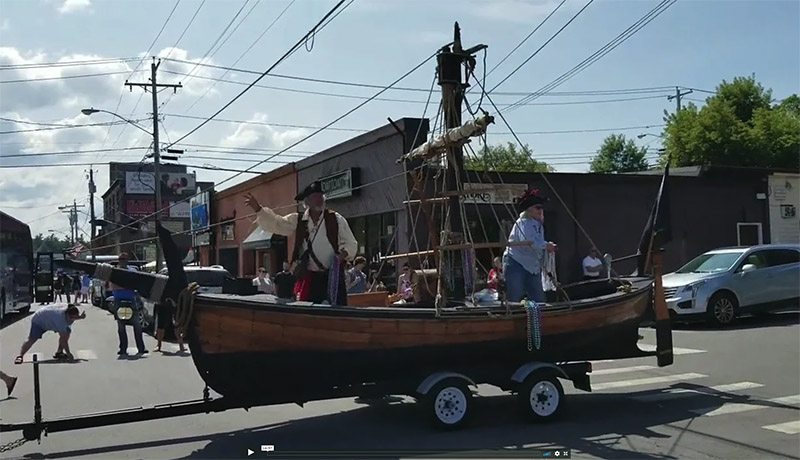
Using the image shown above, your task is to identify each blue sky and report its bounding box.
[1,0,798,236]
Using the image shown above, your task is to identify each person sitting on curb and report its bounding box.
[14,304,86,364]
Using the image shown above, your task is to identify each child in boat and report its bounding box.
[346,257,368,294]
[487,256,503,290]
[14,304,86,364]
[397,263,413,300]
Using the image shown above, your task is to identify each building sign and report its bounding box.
[169,201,191,218]
[222,224,235,241]
[126,199,169,217]
[125,172,196,195]
[781,205,797,218]
[190,190,210,232]
[462,183,528,205]
[195,232,211,246]
[768,174,799,244]
[320,168,358,200]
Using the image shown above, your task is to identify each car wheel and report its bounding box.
[706,292,738,327]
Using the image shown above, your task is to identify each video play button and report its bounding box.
[247,449,254,456]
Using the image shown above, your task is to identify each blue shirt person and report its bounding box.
[346,257,368,294]
[503,189,558,303]
[14,304,86,364]
[110,253,147,356]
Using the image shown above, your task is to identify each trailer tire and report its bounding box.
[518,370,564,422]
[426,378,472,430]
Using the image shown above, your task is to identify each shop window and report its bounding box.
[349,216,366,256]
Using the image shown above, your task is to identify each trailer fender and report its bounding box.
[416,372,476,396]
[511,362,568,385]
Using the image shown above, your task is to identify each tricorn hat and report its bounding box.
[295,180,324,201]
[515,188,549,211]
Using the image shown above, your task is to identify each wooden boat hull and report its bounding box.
[184,278,655,404]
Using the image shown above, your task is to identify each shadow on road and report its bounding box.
[1,310,33,330]
[16,382,798,460]
[673,310,799,331]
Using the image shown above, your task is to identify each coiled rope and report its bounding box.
[524,299,543,351]
[174,282,199,339]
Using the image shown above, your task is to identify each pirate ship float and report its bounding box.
[46,24,673,430]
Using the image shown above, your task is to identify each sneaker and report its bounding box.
[117,350,128,356]
[137,349,149,355]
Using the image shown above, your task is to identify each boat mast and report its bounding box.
[437,22,487,300]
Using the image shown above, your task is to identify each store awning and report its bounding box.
[242,226,277,250]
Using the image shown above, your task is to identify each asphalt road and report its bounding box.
[1,302,798,460]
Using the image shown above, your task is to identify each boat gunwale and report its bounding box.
[192,277,654,320]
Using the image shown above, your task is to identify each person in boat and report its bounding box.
[346,256,368,294]
[396,262,413,301]
[583,247,604,280]
[244,180,358,305]
[252,267,275,294]
[369,271,387,292]
[273,261,297,300]
[503,188,558,303]
[14,304,86,364]
[487,256,503,290]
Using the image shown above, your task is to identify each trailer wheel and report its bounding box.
[518,370,564,422]
[425,378,472,429]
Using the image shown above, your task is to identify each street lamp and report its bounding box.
[637,133,665,140]
[80,107,153,136]
[81,106,163,271]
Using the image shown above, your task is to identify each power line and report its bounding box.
[0,57,141,71]
[163,0,207,61]
[0,70,140,84]
[159,69,670,106]
[490,0,596,93]
[159,56,684,97]
[0,146,148,159]
[502,0,678,114]
[166,0,351,148]
[179,0,297,115]
[0,118,151,135]
[486,0,568,79]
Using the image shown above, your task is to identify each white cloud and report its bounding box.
[220,113,307,151]
[59,0,91,14]
[471,0,571,24]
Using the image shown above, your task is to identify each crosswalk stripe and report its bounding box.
[692,394,800,417]
[638,344,707,355]
[631,382,764,402]
[592,365,655,375]
[762,420,800,435]
[592,373,707,390]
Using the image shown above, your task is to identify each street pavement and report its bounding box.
[0,302,798,460]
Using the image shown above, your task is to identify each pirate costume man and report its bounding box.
[502,188,558,303]
[245,180,358,305]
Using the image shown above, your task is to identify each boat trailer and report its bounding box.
[0,355,253,452]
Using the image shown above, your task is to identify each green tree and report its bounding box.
[662,76,800,169]
[589,134,650,173]
[33,233,78,254]
[465,142,554,172]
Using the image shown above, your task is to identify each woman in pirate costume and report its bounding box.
[244,180,358,305]
[502,188,558,303]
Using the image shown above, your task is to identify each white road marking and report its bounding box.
[592,365,655,375]
[762,420,800,435]
[631,381,764,402]
[638,344,708,355]
[592,373,707,391]
[692,395,800,417]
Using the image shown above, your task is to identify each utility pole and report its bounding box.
[58,200,85,248]
[667,86,693,112]
[438,23,487,299]
[125,58,181,272]
[87,167,97,262]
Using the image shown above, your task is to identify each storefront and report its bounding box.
[213,164,297,278]
[295,117,428,289]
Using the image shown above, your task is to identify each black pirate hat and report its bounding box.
[515,188,549,211]
[295,180,323,201]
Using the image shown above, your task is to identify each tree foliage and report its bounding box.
[589,134,650,173]
[33,233,81,254]
[662,76,800,169]
[465,142,554,173]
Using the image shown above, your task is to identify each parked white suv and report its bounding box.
[662,244,800,326]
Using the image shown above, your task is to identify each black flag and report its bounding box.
[637,162,672,275]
